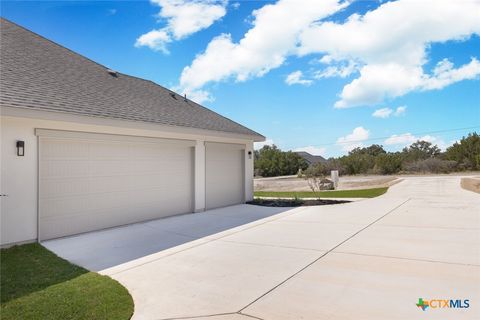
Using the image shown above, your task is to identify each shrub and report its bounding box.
[303,163,326,199]
[340,153,373,175]
[403,158,457,173]
[324,158,346,176]
[445,132,480,170]
[374,153,403,174]
[304,162,327,176]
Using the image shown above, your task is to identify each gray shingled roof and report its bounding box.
[294,151,327,165]
[0,18,264,139]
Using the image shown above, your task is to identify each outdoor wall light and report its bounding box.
[16,140,25,156]
[248,151,252,159]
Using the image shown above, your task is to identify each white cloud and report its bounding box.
[337,126,370,151]
[285,70,313,86]
[414,135,451,151]
[319,55,334,64]
[384,133,417,145]
[334,64,424,108]
[254,138,274,150]
[135,0,227,53]
[372,105,407,118]
[184,88,213,104]
[297,0,480,108]
[174,0,480,104]
[179,0,347,94]
[293,146,327,156]
[384,132,450,150]
[422,58,480,90]
[136,29,171,53]
[394,105,406,116]
[372,107,393,118]
[231,2,240,10]
[314,60,357,79]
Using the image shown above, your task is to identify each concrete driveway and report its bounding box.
[44,176,480,320]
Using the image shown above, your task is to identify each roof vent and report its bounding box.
[170,92,177,99]
[107,69,118,77]
[184,94,188,102]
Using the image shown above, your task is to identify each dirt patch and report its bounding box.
[247,199,350,207]
[461,177,480,194]
[254,175,399,192]
[338,176,400,189]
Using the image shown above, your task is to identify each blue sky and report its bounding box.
[2,0,479,157]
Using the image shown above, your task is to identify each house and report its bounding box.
[0,18,264,247]
[294,151,326,166]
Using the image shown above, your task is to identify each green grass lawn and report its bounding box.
[0,243,133,320]
[254,187,388,199]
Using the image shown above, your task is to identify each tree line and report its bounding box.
[254,132,480,177]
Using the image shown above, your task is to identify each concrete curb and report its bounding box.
[254,196,366,202]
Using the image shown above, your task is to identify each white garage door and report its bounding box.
[205,142,245,209]
[38,130,194,240]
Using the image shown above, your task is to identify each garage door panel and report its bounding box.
[40,190,131,217]
[41,189,192,222]
[41,207,145,238]
[41,139,90,159]
[41,173,192,200]
[88,141,133,159]
[206,142,245,210]
[40,160,92,178]
[39,134,194,240]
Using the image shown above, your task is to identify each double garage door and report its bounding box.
[38,131,245,240]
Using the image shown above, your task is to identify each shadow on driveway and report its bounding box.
[43,204,291,271]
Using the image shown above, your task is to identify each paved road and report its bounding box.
[46,176,480,320]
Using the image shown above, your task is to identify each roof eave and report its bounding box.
[1,105,265,142]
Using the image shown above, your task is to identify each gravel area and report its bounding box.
[461,176,480,193]
[254,175,400,191]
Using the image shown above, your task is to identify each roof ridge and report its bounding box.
[0,17,265,139]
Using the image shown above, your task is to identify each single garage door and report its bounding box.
[37,129,195,240]
[205,142,245,209]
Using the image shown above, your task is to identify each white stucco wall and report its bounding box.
[0,108,257,246]
[194,140,206,212]
[245,141,254,202]
[1,116,38,245]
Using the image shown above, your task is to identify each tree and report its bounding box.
[445,132,480,170]
[339,145,387,175]
[254,132,478,177]
[324,158,346,175]
[361,144,387,157]
[402,140,441,162]
[303,163,329,198]
[374,153,403,174]
[254,145,308,177]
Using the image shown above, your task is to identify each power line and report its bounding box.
[322,125,480,147]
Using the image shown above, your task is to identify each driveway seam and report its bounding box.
[261,220,370,226]
[108,207,310,276]
[238,198,411,313]
[154,311,265,320]
[217,238,326,253]
[332,251,480,267]
[237,311,264,319]
[156,311,240,320]
[372,224,480,231]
